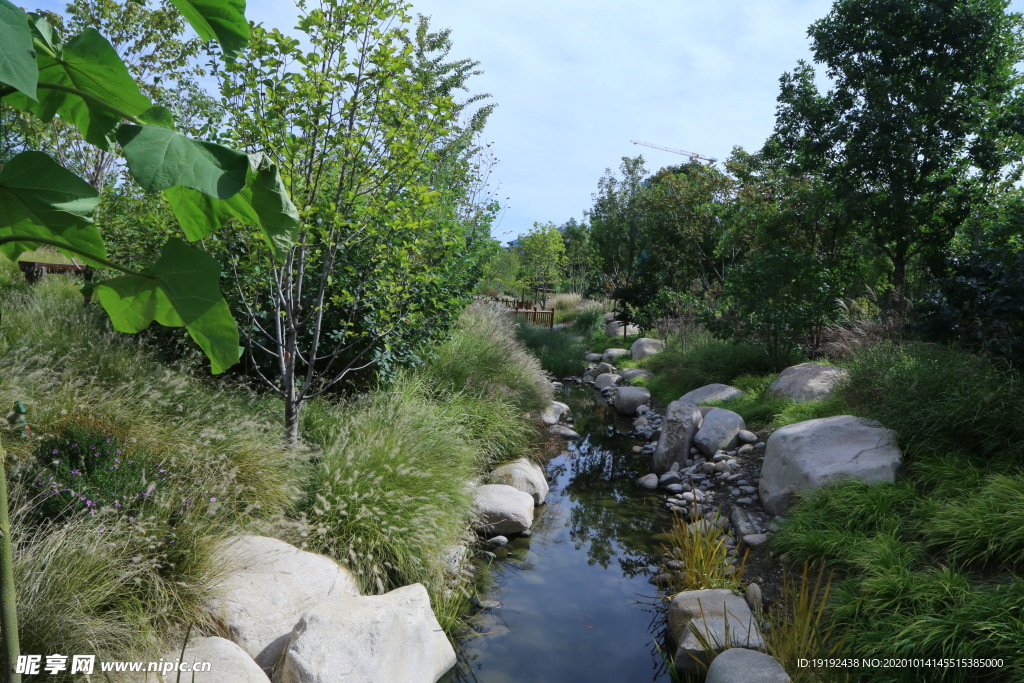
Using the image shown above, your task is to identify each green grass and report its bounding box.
[299,374,479,595]
[515,323,589,377]
[0,273,299,663]
[768,341,1024,676]
[419,303,553,412]
[643,329,799,405]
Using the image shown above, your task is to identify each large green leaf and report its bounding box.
[0,0,38,99]
[164,152,299,258]
[94,238,241,374]
[118,124,248,198]
[4,27,151,150]
[169,0,248,60]
[0,151,106,263]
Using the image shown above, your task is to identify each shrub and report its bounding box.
[572,305,605,337]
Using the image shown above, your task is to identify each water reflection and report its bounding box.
[443,384,676,683]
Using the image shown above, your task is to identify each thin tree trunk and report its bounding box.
[0,443,21,683]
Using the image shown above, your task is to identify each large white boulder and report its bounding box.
[473,484,535,535]
[539,401,569,426]
[273,584,455,683]
[679,383,744,405]
[140,637,269,683]
[488,458,549,505]
[614,386,651,416]
[768,363,849,402]
[602,347,631,363]
[606,321,641,337]
[630,337,665,360]
[206,536,360,673]
[759,415,902,515]
[594,372,622,389]
[705,648,791,683]
[693,408,746,457]
[668,589,764,673]
[653,401,703,474]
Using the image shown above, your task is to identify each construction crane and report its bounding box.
[630,139,717,164]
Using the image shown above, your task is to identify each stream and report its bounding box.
[443,384,677,682]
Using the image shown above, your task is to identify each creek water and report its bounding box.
[443,384,677,683]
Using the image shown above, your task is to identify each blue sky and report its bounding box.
[29,0,1024,242]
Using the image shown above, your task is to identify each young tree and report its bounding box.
[212,0,494,444]
[559,217,598,296]
[587,156,648,331]
[773,0,1024,304]
[519,221,565,297]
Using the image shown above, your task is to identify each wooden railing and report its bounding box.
[479,296,554,329]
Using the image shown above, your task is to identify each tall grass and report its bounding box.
[0,273,300,665]
[840,341,1024,464]
[299,375,479,595]
[661,512,745,593]
[419,303,552,412]
[644,329,797,405]
[515,323,589,377]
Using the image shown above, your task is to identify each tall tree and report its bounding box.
[559,217,597,296]
[773,0,1024,303]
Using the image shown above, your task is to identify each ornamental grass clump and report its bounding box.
[301,377,479,595]
[661,511,746,593]
[420,303,552,412]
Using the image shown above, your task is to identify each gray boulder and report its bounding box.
[768,363,849,402]
[594,361,616,374]
[693,408,746,457]
[473,484,535,535]
[606,321,641,337]
[539,401,569,426]
[602,348,631,363]
[206,536,360,673]
[140,637,268,683]
[679,383,744,405]
[594,372,622,389]
[585,353,603,362]
[630,337,665,361]
[705,648,790,683]
[488,458,549,505]
[614,386,651,416]
[273,584,455,683]
[620,368,654,382]
[637,473,659,490]
[669,589,764,673]
[759,415,902,515]
[549,424,581,439]
[653,401,703,474]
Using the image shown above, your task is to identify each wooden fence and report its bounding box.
[479,297,554,329]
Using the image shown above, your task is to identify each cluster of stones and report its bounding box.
[577,349,905,680]
[471,388,570,545]
[140,536,456,683]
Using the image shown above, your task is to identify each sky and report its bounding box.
[29,0,1024,243]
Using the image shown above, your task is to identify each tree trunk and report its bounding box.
[0,444,22,683]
